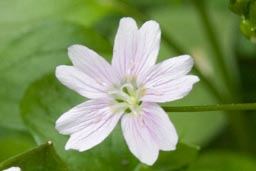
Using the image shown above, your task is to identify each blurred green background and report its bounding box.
[0,0,256,170]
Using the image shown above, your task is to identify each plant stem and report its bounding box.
[162,103,256,112]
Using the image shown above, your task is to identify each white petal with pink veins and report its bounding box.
[142,102,178,151]
[138,55,194,85]
[68,45,119,85]
[112,17,160,78]
[140,55,199,102]
[56,98,123,151]
[56,65,108,99]
[121,114,159,165]
[121,102,178,165]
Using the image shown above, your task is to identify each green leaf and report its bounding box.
[138,143,199,171]
[20,73,199,171]
[0,0,109,43]
[188,151,256,171]
[0,20,112,130]
[0,127,35,162]
[0,142,68,171]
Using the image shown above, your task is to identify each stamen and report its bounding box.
[109,77,144,116]
[111,102,129,114]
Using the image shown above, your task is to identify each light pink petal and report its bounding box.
[121,103,178,165]
[68,44,119,85]
[112,17,160,79]
[121,113,159,165]
[141,103,178,151]
[55,65,108,99]
[56,98,122,151]
[139,55,199,103]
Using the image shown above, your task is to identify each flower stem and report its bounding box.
[162,103,256,112]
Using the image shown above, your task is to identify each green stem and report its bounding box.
[162,103,256,112]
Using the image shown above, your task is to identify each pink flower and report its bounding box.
[55,17,199,165]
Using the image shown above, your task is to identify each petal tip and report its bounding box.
[67,44,83,51]
[120,17,136,24]
[140,153,159,166]
[55,65,66,79]
[192,75,200,83]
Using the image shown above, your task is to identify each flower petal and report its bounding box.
[55,65,108,99]
[139,55,200,102]
[68,44,119,85]
[121,113,159,165]
[121,103,178,165]
[112,17,160,78]
[141,102,178,151]
[56,98,122,151]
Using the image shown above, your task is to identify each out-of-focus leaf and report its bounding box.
[0,21,112,130]
[0,127,35,162]
[188,151,256,171]
[20,73,199,171]
[138,143,199,171]
[0,142,68,171]
[0,0,110,44]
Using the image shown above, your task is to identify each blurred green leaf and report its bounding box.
[0,142,68,171]
[0,0,110,43]
[0,127,35,162]
[0,21,112,130]
[139,143,199,171]
[20,73,199,171]
[188,151,256,171]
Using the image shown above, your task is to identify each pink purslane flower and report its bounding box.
[55,17,199,165]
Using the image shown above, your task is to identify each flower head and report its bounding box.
[55,17,199,165]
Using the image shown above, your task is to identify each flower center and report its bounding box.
[109,78,144,115]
